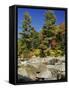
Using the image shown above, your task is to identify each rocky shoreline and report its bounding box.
[18,56,65,81]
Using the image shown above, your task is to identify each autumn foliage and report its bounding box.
[18,10,65,59]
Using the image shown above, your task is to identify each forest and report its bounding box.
[18,10,65,60]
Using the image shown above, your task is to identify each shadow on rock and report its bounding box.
[18,74,33,82]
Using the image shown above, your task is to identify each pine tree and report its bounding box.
[19,12,32,58]
[45,10,56,29]
[18,12,40,58]
[30,27,39,50]
[39,10,57,57]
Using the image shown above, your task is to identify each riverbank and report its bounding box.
[18,56,65,81]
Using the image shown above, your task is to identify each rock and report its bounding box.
[18,56,65,81]
[18,74,33,81]
[38,69,52,79]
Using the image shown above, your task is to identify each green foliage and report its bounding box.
[30,27,40,49]
[45,10,56,28]
[18,10,65,59]
[34,49,41,57]
[22,12,31,31]
[46,48,63,57]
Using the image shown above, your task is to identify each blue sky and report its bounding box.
[18,8,65,33]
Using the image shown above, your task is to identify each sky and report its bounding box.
[17,8,65,33]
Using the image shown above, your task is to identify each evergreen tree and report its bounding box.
[18,12,40,58]
[45,10,56,29]
[19,12,32,58]
[39,10,56,57]
[30,27,39,50]
[18,10,65,59]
